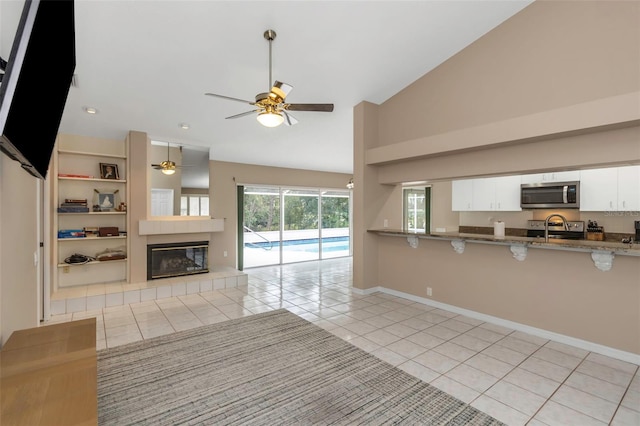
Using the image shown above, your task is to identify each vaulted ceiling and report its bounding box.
[55,1,533,173]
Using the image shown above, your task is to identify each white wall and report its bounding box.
[0,155,40,346]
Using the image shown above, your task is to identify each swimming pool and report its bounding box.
[244,236,350,267]
[246,236,350,252]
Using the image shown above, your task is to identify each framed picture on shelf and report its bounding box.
[100,163,119,180]
[93,188,119,212]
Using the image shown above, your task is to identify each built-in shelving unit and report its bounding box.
[52,136,129,289]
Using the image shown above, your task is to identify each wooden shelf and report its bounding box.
[58,176,127,183]
[55,136,129,289]
[58,211,126,215]
[58,149,126,159]
[57,258,127,268]
[58,235,127,241]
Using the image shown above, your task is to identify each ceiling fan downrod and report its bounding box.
[264,29,276,90]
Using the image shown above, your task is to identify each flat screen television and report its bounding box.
[0,0,75,179]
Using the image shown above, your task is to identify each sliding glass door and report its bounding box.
[242,186,351,268]
[321,191,350,259]
[282,189,320,264]
[243,186,281,268]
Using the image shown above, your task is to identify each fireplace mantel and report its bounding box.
[139,218,224,235]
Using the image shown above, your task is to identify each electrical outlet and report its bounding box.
[427,287,432,297]
[223,251,228,257]
[383,219,389,228]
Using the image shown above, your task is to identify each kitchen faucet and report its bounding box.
[544,213,569,242]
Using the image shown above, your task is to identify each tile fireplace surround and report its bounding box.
[50,266,247,315]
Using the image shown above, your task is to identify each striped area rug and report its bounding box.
[98,309,504,425]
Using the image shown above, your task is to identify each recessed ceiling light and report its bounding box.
[179,123,190,130]
[83,106,97,114]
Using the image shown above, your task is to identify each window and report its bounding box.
[403,187,430,232]
[181,195,209,216]
[151,188,174,216]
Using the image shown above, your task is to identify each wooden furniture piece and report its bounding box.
[1,318,97,425]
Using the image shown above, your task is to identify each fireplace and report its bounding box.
[147,241,209,280]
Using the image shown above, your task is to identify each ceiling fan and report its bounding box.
[205,29,334,128]
[151,143,190,175]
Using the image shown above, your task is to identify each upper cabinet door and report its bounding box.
[494,175,522,211]
[580,168,618,211]
[617,165,640,211]
[451,180,473,211]
[521,171,580,184]
[452,176,522,211]
[472,177,496,211]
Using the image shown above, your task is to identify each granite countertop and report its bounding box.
[368,229,640,256]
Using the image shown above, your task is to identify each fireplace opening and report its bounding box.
[147,241,209,280]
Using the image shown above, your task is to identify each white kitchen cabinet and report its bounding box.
[473,176,521,211]
[452,176,521,211]
[471,177,495,211]
[580,166,639,211]
[521,171,580,184]
[617,165,640,211]
[452,179,473,211]
[494,175,523,211]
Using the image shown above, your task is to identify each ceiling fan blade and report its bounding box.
[271,81,293,100]
[151,164,163,169]
[285,103,334,112]
[225,110,260,120]
[282,111,298,126]
[205,93,255,105]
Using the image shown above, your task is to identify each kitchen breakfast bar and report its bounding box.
[369,229,640,272]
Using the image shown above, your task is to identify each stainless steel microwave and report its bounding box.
[520,181,580,209]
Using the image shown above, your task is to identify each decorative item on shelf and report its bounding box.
[64,253,95,264]
[57,198,89,213]
[93,188,119,212]
[115,202,127,212]
[99,163,119,180]
[95,246,127,261]
[83,226,99,237]
[58,173,93,179]
[586,220,604,241]
[58,229,86,239]
[98,227,119,237]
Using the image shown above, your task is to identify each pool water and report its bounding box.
[244,236,350,267]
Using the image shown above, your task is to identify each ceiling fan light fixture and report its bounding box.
[160,160,177,175]
[257,111,284,127]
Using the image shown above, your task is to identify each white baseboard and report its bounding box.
[353,285,640,366]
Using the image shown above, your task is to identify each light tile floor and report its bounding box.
[46,257,639,426]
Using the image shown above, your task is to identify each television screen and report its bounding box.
[0,0,75,179]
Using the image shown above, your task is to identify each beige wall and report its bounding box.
[354,1,640,354]
[0,156,40,346]
[376,125,640,184]
[128,131,150,283]
[210,160,351,269]
[376,236,640,354]
[377,0,640,147]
